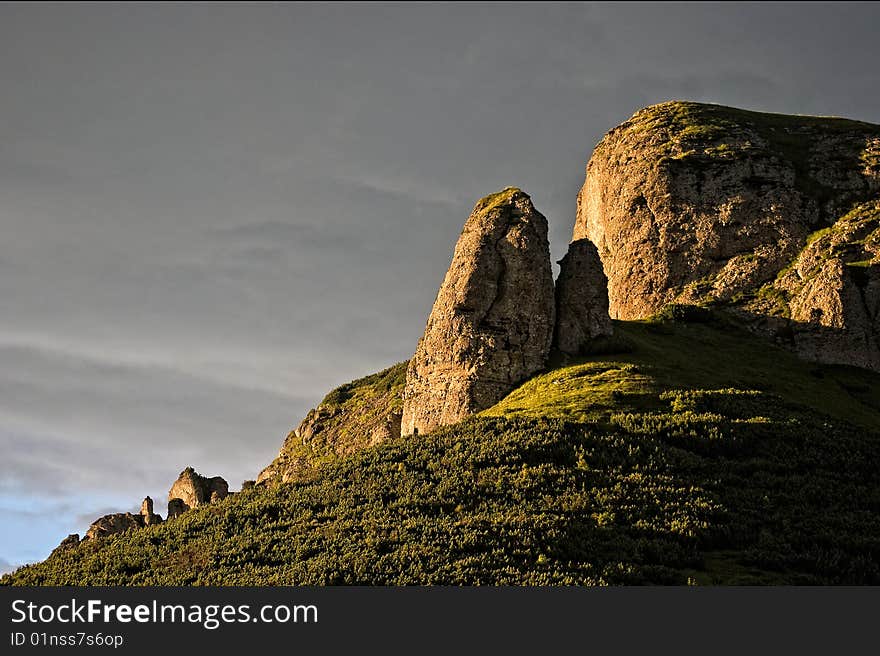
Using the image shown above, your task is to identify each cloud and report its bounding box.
[0,340,312,502]
[333,171,463,208]
[208,220,362,253]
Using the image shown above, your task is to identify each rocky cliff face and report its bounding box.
[745,199,880,369]
[401,188,555,436]
[576,101,880,369]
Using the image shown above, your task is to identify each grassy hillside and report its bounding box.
[259,362,407,484]
[4,313,880,585]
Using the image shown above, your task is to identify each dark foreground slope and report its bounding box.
[4,313,880,585]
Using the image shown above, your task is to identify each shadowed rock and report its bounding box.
[167,498,187,518]
[401,187,555,436]
[50,533,80,556]
[554,239,613,354]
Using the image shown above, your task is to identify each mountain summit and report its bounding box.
[577,101,880,369]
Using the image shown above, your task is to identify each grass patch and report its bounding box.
[634,101,880,208]
[321,362,407,408]
[264,362,408,482]
[489,318,880,431]
[473,187,523,214]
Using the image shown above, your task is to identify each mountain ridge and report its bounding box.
[5,101,880,585]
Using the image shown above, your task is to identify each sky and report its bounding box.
[2,2,879,573]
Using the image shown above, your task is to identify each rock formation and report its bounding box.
[554,238,613,354]
[745,199,880,369]
[258,362,407,485]
[168,467,228,512]
[85,513,144,540]
[50,533,80,557]
[49,469,229,554]
[80,495,165,542]
[576,101,880,370]
[140,496,162,526]
[401,187,555,436]
[167,498,187,519]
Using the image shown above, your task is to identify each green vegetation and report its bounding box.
[806,226,834,246]
[753,284,791,318]
[704,143,733,158]
[263,362,408,482]
[473,187,523,214]
[488,315,880,430]
[861,142,880,170]
[743,200,880,317]
[320,362,407,409]
[680,275,718,305]
[642,101,880,140]
[4,315,879,586]
[637,101,880,206]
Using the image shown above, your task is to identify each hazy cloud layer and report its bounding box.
[2,2,879,564]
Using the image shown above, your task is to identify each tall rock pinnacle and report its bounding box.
[401,187,555,436]
[554,238,613,354]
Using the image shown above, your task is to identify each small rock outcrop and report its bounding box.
[401,187,555,436]
[55,469,229,552]
[50,533,80,556]
[140,496,162,526]
[554,238,613,354]
[167,498,187,519]
[82,497,166,543]
[84,513,143,540]
[167,467,228,511]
